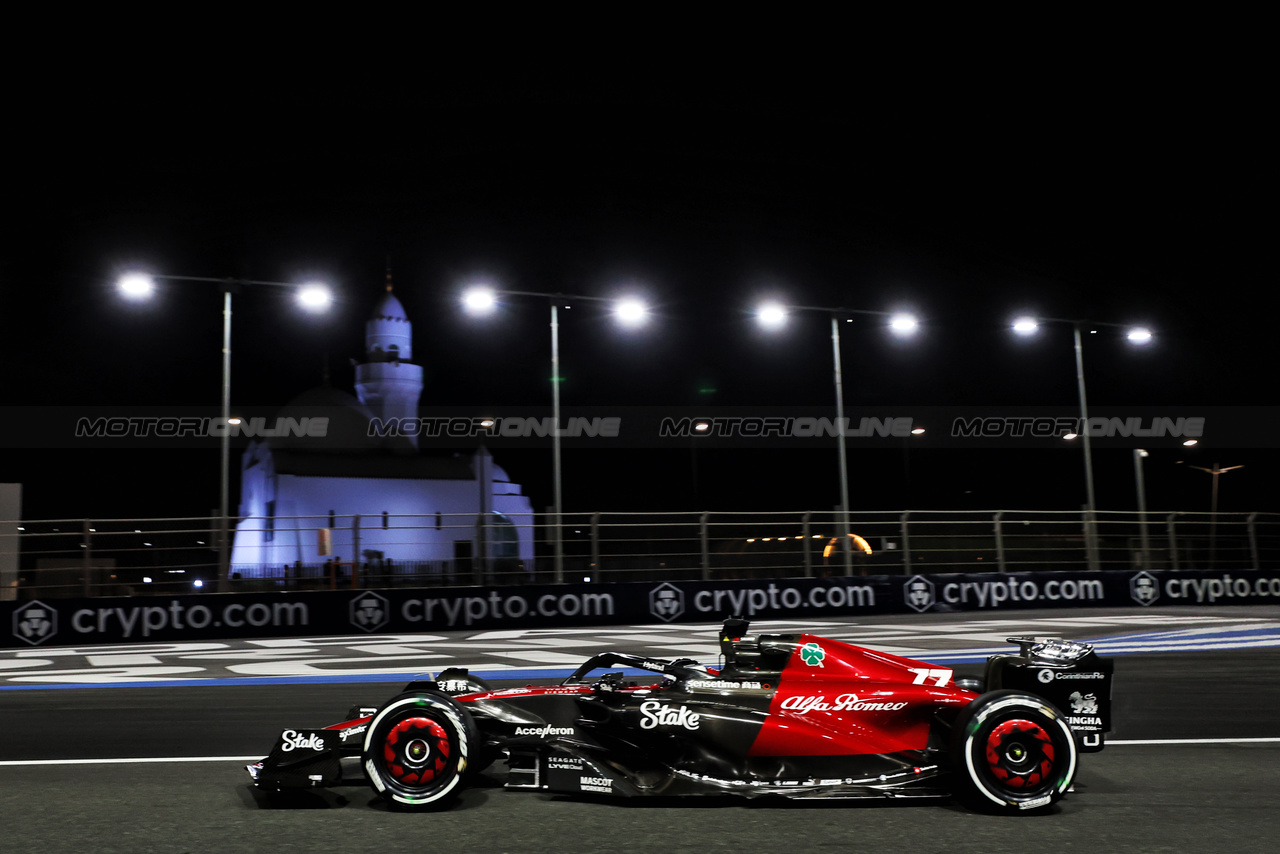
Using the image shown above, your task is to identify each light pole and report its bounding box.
[756,302,919,576]
[462,286,648,584]
[1186,461,1244,568]
[1133,448,1150,568]
[1012,316,1152,570]
[118,273,332,592]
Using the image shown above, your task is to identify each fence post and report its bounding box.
[700,511,710,580]
[900,511,912,574]
[994,510,1007,573]
[1166,513,1180,571]
[802,511,813,578]
[1248,512,1260,571]
[351,514,361,588]
[82,519,93,596]
[590,512,601,578]
[1083,506,1100,571]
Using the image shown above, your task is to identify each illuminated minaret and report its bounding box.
[354,272,424,447]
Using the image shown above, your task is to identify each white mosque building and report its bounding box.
[228,280,535,584]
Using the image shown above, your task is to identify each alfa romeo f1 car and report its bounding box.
[248,618,1113,813]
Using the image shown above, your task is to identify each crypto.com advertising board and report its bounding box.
[5,569,1279,647]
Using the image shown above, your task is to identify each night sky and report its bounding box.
[4,26,1272,523]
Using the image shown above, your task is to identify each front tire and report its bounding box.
[362,692,476,811]
[951,690,1077,813]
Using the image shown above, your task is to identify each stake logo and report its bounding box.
[1130,571,1160,606]
[904,575,936,613]
[639,701,701,730]
[350,591,390,632]
[279,730,327,752]
[13,600,57,646]
[649,583,685,622]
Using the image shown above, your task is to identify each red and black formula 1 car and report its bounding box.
[248,618,1113,813]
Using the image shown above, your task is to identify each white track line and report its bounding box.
[3,738,1279,767]
[1108,737,1280,745]
[0,755,260,766]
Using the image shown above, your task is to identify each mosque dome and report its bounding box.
[370,290,409,323]
[266,386,382,452]
[365,278,414,362]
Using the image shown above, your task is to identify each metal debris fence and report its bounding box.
[4,509,1278,599]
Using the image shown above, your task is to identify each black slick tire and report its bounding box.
[951,690,1077,813]
[362,692,477,811]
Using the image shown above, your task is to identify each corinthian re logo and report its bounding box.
[13,600,57,646]
[350,591,390,632]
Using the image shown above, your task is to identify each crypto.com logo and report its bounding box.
[649,583,685,622]
[904,576,936,613]
[1130,571,1160,606]
[13,600,58,645]
[350,591,391,632]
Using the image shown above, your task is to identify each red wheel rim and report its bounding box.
[983,718,1054,789]
[383,716,451,786]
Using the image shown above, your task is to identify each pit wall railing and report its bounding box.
[4,509,1279,600]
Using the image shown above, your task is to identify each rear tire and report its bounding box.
[951,690,1077,813]
[362,692,476,811]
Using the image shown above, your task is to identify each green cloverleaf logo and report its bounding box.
[800,642,825,667]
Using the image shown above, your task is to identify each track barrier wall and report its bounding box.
[8,510,1280,602]
[5,568,1279,648]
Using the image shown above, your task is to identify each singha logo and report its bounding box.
[349,591,390,632]
[1130,571,1159,606]
[13,601,57,646]
[1070,691,1099,715]
[903,575,935,613]
[649,583,685,622]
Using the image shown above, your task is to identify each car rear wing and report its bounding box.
[984,636,1114,753]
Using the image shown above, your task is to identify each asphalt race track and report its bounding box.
[2,606,1279,854]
